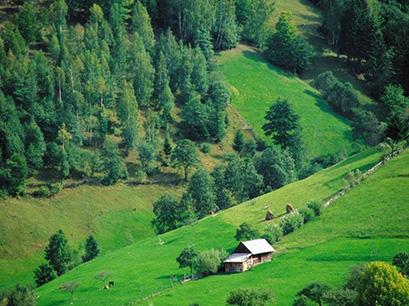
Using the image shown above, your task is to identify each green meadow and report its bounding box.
[218,46,358,159]
[33,149,409,305]
[0,184,182,289]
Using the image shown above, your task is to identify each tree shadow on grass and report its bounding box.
[241,50,291,79]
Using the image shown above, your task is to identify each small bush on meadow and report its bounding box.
[307,200,322,216]
[299,207,315,224]
[280,212,304,235]
[262,224,283,244]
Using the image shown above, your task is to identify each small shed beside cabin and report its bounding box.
[224,239,275,273]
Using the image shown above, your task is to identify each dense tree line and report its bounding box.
[1,0,256,197]
[314,0,409,96]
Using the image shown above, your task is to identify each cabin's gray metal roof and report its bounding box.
[241,239,275,255]
[224,253,251,263]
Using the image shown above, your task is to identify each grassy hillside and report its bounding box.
[34,148,409,306]
[218,46,358,158]
[273,0,374,107]
[0,184,184,289]
[0,103,250,289]
[147,151,409,305]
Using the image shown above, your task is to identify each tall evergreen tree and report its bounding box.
[131,1,155,53]
[82,235,100,262]
[186,169,216,217]
[25,119,46,171]
[118,81,139,152]
[128,33,154,107]
[44,229,72,276]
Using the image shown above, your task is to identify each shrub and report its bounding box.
[3,284,37,306]
[235,222,260,241]
[314,71,337,92]
[307,200,322,216]
[296,282,331,306]
[200,143,211,154]
[34,263,56,287]
[262,224,283,244]
[194,249,227,276]
[227,288,274,306]
[33,183,63,198]
[347,262,409,305]
[299,207,315,224]
[392,252,409,277]
[280,212,304,235]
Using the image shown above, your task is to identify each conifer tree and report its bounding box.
[118,81,139,152]
[131,1,155,53]
[44,229,72,276]
[82,235,100,262]
[186,169,216,217]
[128,33,154,107]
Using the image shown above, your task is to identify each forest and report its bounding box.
[0,0,409,304]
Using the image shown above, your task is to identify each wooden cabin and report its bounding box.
[224,239,275,273]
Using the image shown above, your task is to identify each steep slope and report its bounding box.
[148,150,409,305]
[34,148,406,306]
[218,46,358,158]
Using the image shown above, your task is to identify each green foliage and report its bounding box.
[128,33,154,107]
[352,109,384,146]
[392,252,409,277]
[263,98,301,149]
[176,247,198,274]
[0,153,28,196]
[348,262,409,305]
[381,85,409,141]
[254,147,294,191]
[323,288,357,306]
[152,195,193,234]
[200,143,211,154]
[171,139,199,181]
[306,200,322,217]
[226,288,274,306]
[138,141,158,175]
[44,230,72,276]
[266,12,314,73]
[180,95,210,141]
[3,284,37,306]
[262,224,283,245]
[211,165,233,210]
[235,0,276,46]
[82,236,100,263]
[213,0,240,50]
[232,130,244,153]
[186,169,216,218]
[235,222,260,241]
[101,140,128,186]
[296,282,330,306]
[118,81,139,151]
[224,155,263,202]
[34,263,56,287]
[131,1,155,52]
[299,207,315,224]
[280,212,304,235]
[193,249,227,276]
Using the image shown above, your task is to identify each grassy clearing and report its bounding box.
[218,46,358,158]
[34,148,409,306]
[0,184,183,289]
[273,0,375,108]
[0,99,248,290]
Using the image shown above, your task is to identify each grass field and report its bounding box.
[218,46,358,159]
[33,148,409,306]
[273,0,375,108]
[0,184,183,289]
[0,102,249,290]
